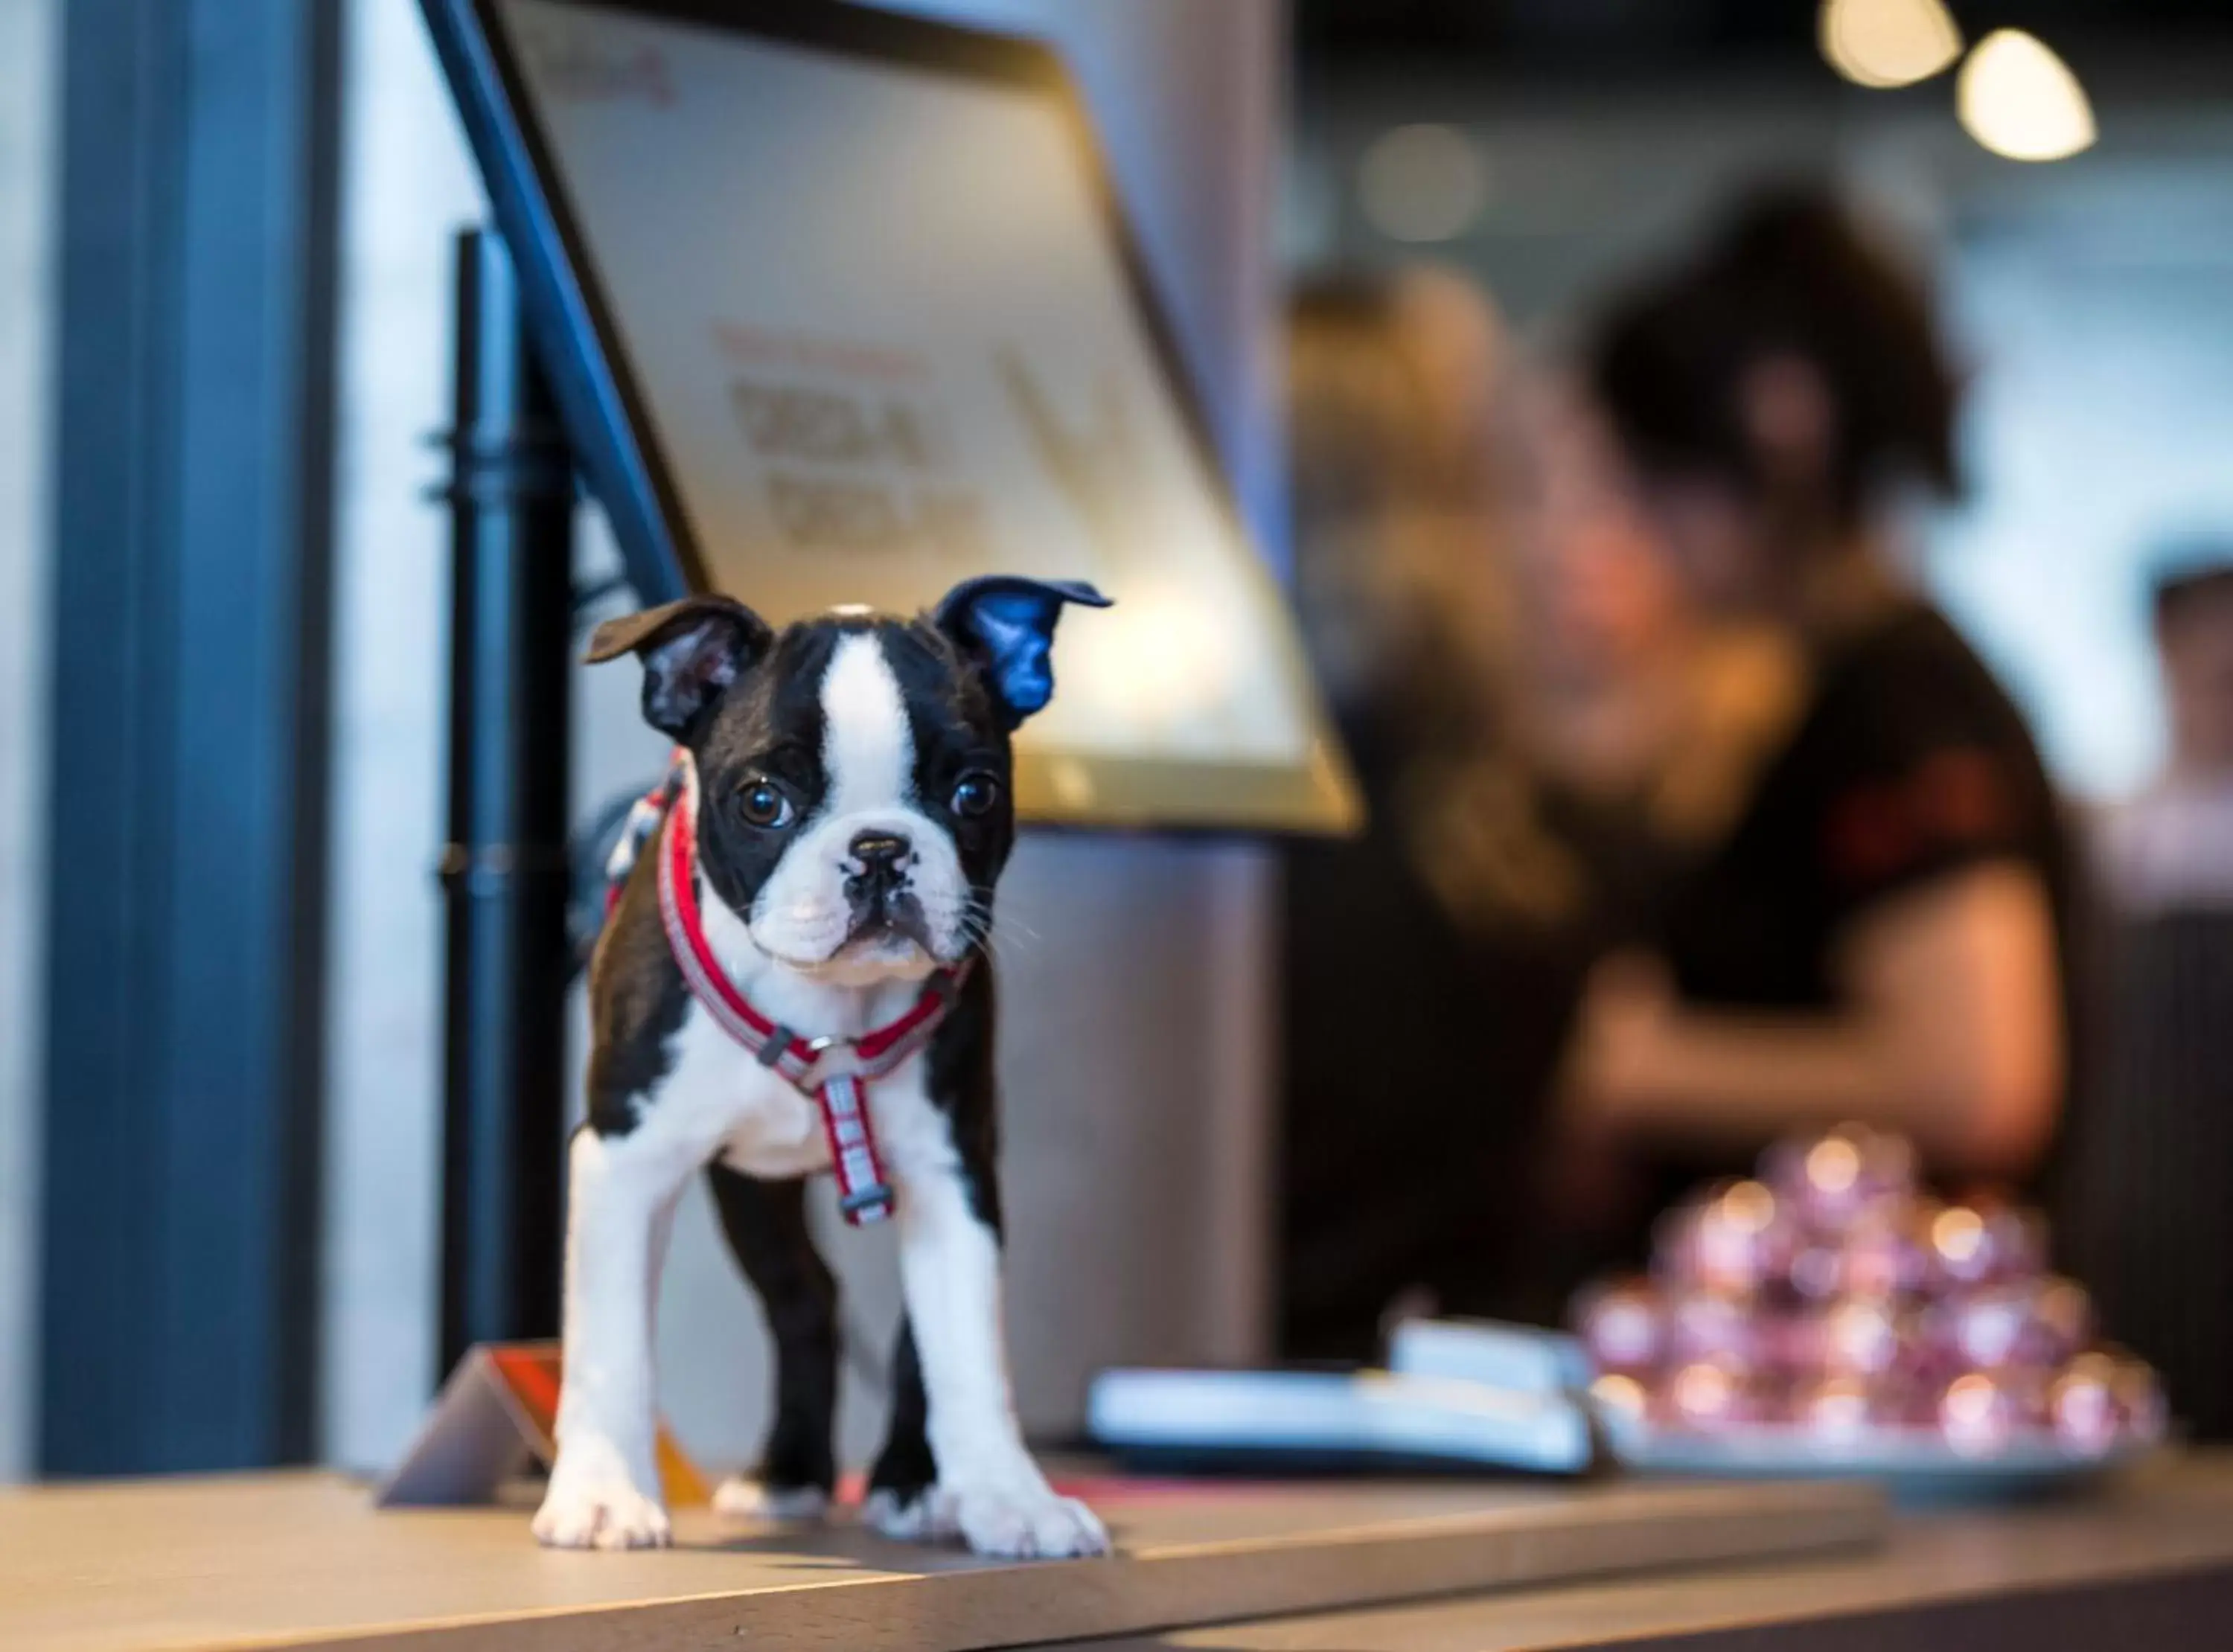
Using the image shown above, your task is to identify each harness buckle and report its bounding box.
[839,1183,896,1223]
[793,1034,864,1092]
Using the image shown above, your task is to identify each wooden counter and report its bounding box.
[19,1457,2233,1652]
[0,1470,1877,1652]
[1067,1451,2233,1652]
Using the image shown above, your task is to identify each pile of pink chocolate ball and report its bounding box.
[1572,1125,2165,1459]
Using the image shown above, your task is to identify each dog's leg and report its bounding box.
[704,1165,838,1521]
[863,1322,936,1520]
[870,1154,1109,1558]
[533,1125,694,1550]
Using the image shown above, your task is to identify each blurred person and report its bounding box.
[1515,377,1806,854]
[1555,186,2075,1258]
[2098,545,2233,911]
[1280,269,1609,1358]
[2065,543,2233,1438]
[1287,269,1508,793]
[1288,267,1600,929]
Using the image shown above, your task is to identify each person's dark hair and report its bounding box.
[1588,184,1961,528]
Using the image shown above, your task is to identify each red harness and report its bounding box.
[648,756,968,1227]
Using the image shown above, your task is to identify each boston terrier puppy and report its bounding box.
[534,576,1111,1560]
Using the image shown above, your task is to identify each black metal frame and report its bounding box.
[42,0,341,1472]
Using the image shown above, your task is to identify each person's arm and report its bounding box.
[1565,860,2063,1176]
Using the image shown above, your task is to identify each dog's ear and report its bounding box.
[585,594,774,740]
[933,576,1111,730]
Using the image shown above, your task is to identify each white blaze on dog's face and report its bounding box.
[744,631,973,982]
[586,580,1112,987]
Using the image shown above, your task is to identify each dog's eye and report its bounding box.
[950,770,1000,819]
[737,778,795,830]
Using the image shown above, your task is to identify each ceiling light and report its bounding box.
[1818,0,1964,89]
[1957,29,2097,162]
[1356,124,1487,245]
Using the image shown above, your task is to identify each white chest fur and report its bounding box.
[639,962,930,1183]
[621,871,933,1179]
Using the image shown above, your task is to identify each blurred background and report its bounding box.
[2,0,2232,1485]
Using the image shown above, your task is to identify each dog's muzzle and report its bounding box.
[843,830,933,950]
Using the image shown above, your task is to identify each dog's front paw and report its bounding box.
[890,1479,1108,1560]
[533,1474,672,1551]
[949,1480,1109,1559]
[712,1476,830,1523]
[861,1482,952,1544]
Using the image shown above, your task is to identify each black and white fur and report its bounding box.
[534,577,1111,1560]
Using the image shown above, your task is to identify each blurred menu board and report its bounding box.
[482,0,1358,830]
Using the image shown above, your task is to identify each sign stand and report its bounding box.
[378,1342,708,1508]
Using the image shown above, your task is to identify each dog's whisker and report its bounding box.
[987,915,1042,958]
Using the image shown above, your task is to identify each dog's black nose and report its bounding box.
[849,831,912,876]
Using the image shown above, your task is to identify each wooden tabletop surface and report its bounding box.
[0,1469,1881,1652]
[1066,1450,2233,1652]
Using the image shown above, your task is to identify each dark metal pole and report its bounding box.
[437,228,575,1377]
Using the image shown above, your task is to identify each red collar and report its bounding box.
[652,755,969,1226]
